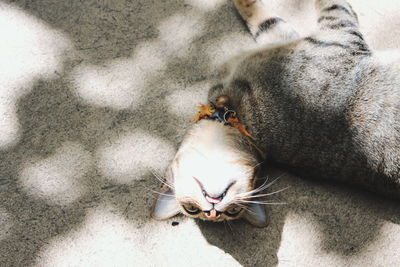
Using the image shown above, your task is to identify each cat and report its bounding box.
[151,0,400,227]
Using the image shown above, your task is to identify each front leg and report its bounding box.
[232,0,299,45]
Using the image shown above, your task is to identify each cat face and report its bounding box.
[151,120,268,227]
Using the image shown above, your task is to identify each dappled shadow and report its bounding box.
[6,0,177,64]
[0,0,248,265]
[0,0,399,266]
[199,166,400,266]
[196,167,287,267]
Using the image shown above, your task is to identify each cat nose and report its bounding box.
[204,209,221,220]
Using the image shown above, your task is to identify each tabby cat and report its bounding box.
[152,0,400,227]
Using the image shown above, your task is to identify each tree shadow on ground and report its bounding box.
[0,0,246,265]
[0,0,399,266]
[198,165,400,266]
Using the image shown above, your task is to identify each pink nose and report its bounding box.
[205,209,221,219]
[205,195,221,204]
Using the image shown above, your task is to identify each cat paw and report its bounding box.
[233,0,263,19]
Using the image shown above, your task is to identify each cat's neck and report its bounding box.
[185,120,238,153]
[180,119,257,164]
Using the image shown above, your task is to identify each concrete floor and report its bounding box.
[0,0,399,266]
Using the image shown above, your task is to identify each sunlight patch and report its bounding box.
[349,222,400,265]
[278,211,400,265]
[71,42,166,110]
[158,13,204,56]
[37,206,240,266]
[0,106,20,150]
[37,206,146,266]
[146,218,240,266]
[186,0,225,10]
[19,142,92,205]
[0,3,72,148]
[165,81,209,119]
[96,130,175,183]
[0,208,13,241]
[71,12,205,110]
[207,33,255,69]
[277,212,345,266]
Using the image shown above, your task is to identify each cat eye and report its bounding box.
[182,203,200,215]
[224,206,242,217]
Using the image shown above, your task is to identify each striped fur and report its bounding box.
[208,0,400,199]
[153,0,400,226]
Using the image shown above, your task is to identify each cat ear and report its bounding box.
[151,185,181,220]
[243,203,268,227]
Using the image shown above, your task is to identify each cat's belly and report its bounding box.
[237,79,400,200]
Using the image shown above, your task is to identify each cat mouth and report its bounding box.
[193,176,236,204]
[205,195,222,204]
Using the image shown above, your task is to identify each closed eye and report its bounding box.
[224,205,242,217]
[181,203,201,215]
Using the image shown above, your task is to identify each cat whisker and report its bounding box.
[150,190,174,197]
[142,189,162,200]
[238,178,270,197]
[252,161,264,169]
[146,194,160,200]
[242,186,290,199]
[227,220,238,235]
[138,183,175,200]
[237,200,287,205]
[146,192,176,202]
[238,173,285,198]
[224,220,235,234]
[236,203,255,215]
[223,220,228,232]
[150,169,174,189]
[254,172,285,190]
[244,161,264,175]
[249,179,272,194]
[236,202,250,210]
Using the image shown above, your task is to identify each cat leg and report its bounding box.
[232,0,299,45]
[310,0,370,55]
[315,0,359,27]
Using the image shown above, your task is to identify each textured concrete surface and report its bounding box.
[0,0,399,266]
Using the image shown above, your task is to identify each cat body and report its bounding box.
[152,0,400,226]
[211,38,400,199]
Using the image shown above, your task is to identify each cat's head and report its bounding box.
[151,120,268,227]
